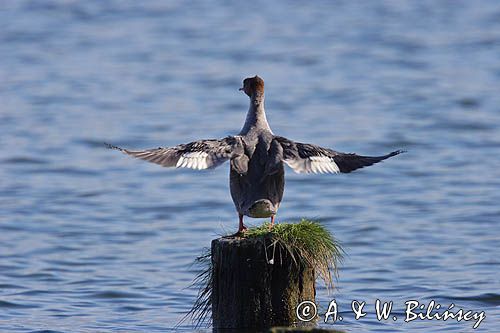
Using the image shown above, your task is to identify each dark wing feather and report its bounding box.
[328,150,403,173]
[106,136,243,170]
[275,136,404,174]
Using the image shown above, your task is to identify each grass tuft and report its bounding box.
[244,219,344,290]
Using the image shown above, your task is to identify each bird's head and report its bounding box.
[239,75,264,98]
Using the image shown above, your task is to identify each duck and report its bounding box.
[107,76,404,234]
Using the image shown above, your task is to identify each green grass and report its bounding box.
[182,219,344,328]
[244,219,344,289]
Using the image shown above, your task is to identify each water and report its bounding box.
[1,1,499,332]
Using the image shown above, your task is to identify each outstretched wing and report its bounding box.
[106,136,243,170]
[275,136,404,174]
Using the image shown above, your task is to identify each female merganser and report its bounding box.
[108,76,404,234]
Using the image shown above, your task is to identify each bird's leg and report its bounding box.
[269,215,275,231]
[238,214,247,233]
[227,214,247,238]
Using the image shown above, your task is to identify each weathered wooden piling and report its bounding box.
[211,235,316,330]
[186,221,341,330]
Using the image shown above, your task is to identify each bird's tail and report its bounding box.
[246,199,276,218]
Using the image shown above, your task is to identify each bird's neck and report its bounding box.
[240,93,272,135]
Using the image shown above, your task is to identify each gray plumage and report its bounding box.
[107,76,404,231]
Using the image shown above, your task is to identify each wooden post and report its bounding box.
[211,236,316,330]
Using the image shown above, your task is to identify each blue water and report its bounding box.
[1,1,499,332]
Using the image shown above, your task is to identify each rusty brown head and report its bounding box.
[239,75,264,97]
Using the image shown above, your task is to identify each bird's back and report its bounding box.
[229,131,285,217]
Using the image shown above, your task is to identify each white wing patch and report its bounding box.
[176,151,211,170]
[284,155,340,174]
